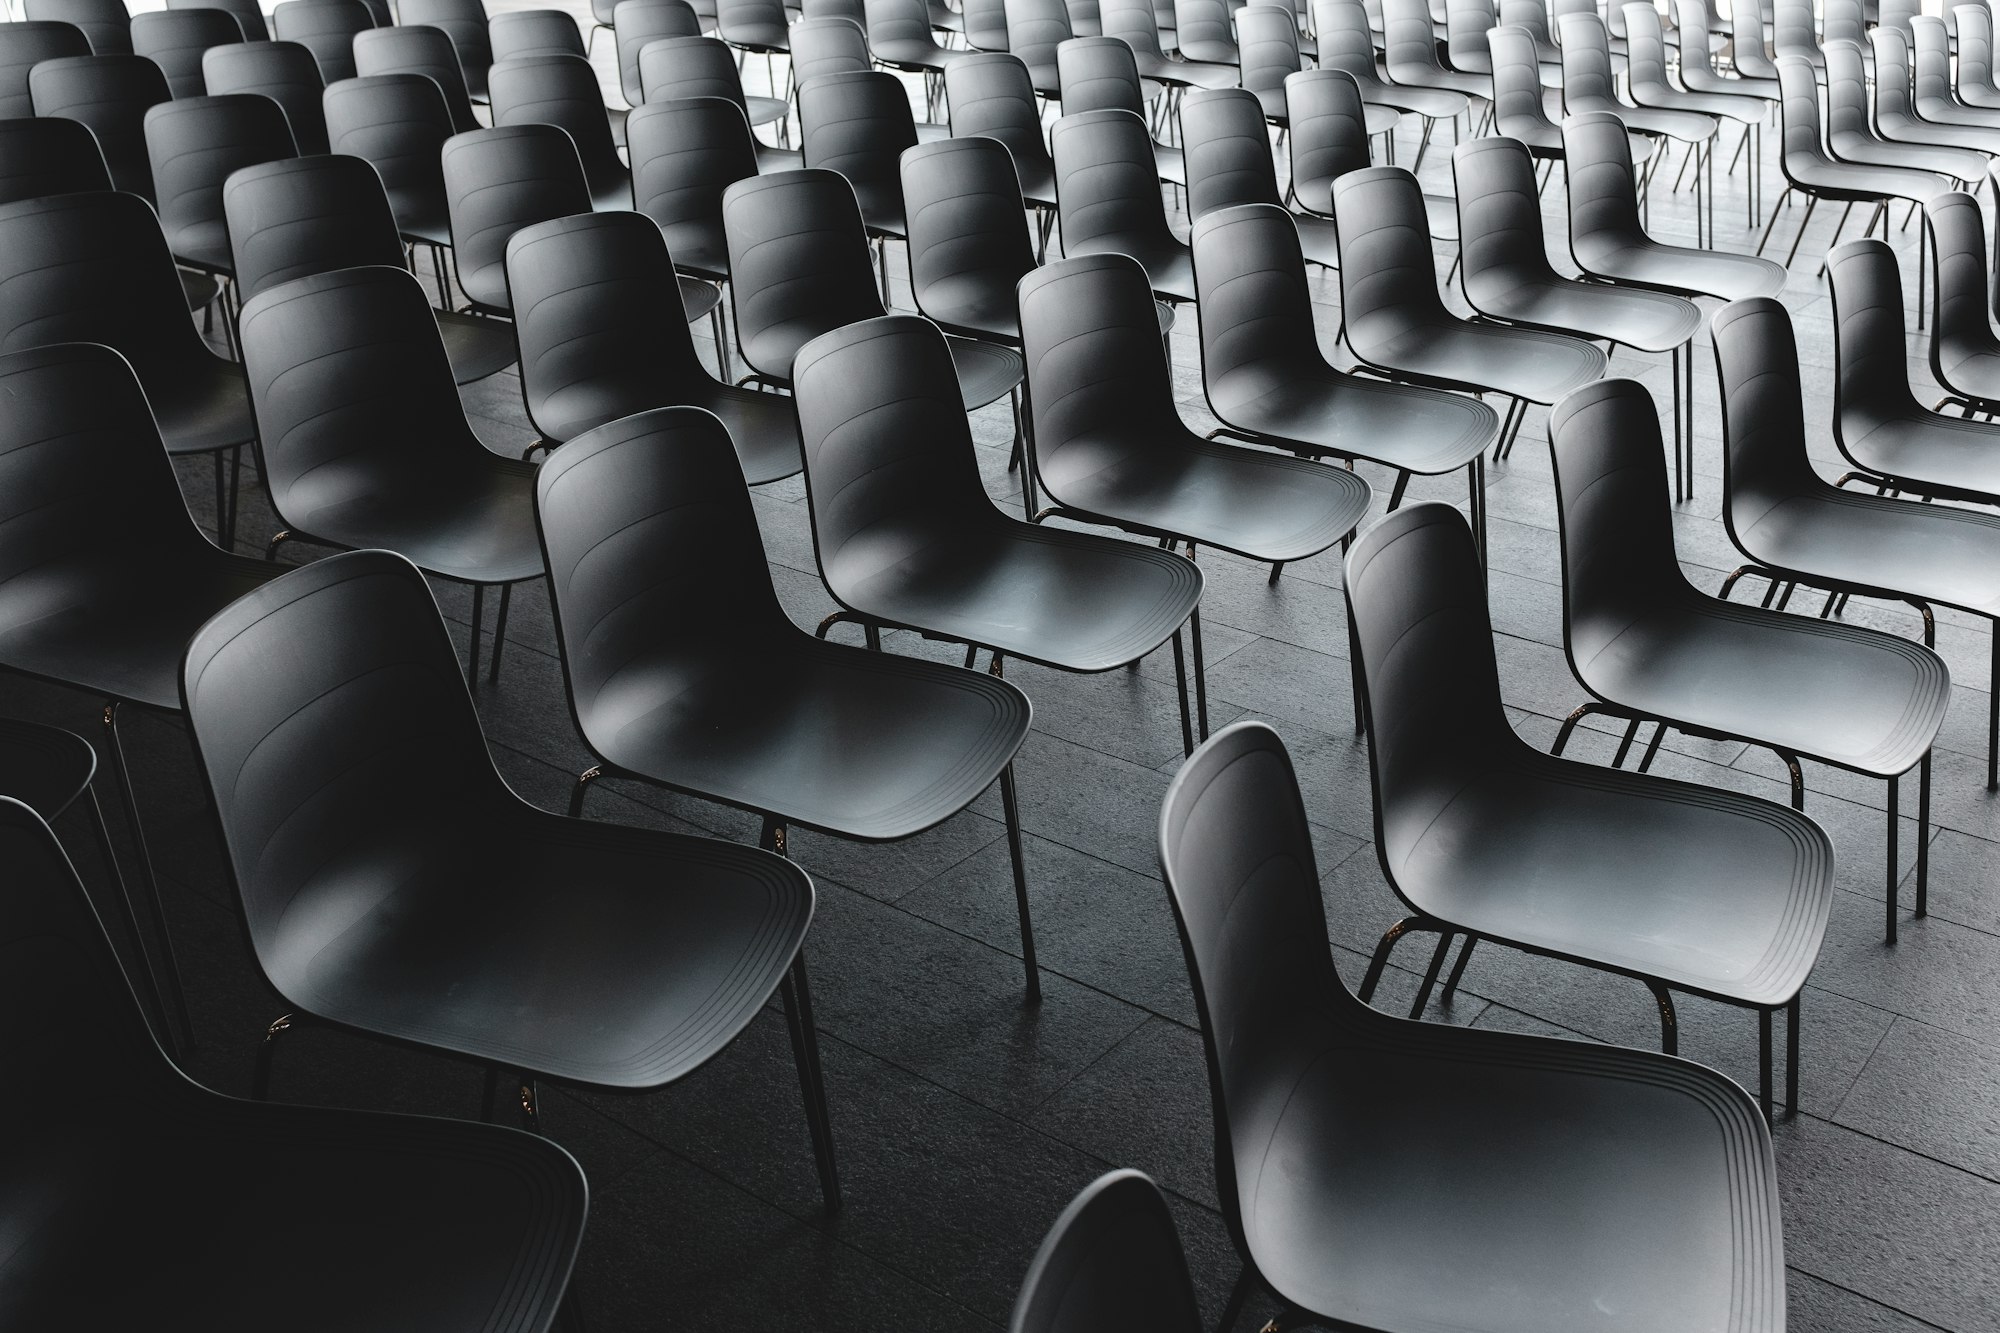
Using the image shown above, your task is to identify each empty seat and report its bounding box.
[352,23,484,131]
[26,0,132,54]
[130,7,243,98]
[145,91,295,279]
[323,70,457,248]
[613,0,700,105]
[489,51,632,211]
[400,0,494,100]
[168,0,272,41]
[270,0,373,82]
[29,52,169,197]
[201,39,329,152]
[1050,107,1196,302]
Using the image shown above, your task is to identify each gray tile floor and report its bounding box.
[27,11,2000,1328]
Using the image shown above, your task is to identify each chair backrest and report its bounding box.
[441,121,592,310]
[1771,0,1820,62]
[1821,0,1864,49]
[1005,0,1075,74]
[144,92,295,263]
[804,0,868,24]
[1051,33,1144,114]
[627,94,757,268]
[25,0,132,54]
[798,68,918,203]
[202,40,328,152]
[1928,190,1992,367]
[1068,0,1104,36]
[0,22,92,119]
[1284,68,1369,210]
[1175,0,1236,57]
[169,0,271,42]
[399,0,494,95]
[901,135,1035,324]
[791,15,872,87]
[865,0,937,52]
[1562,109,1645,245]
[638,35,754,113]
[1236,3,1302,101]
[1730,0,1777,76]
[506,211,713,443]
[1452,134,1558,303]
[791,314,993,587]
[353,24,482,131]
[944,51,1051,178]
[323,72,456,233]
[1557,9,1619,112]
[1181,86,1282,218]
[489,51,625,185]
[1877,0,1917,37]
[1674,0,1726,78]
[1822,38,1873,146]
[1623,1,1673,97]
[271,0,372,82]
[0,114,113,204]
[1910,15,1958,110]
[1050,107,1172,250]
[490,6,587,62]
[1959,3,2000,96]
[1870,26,1917,123]
[723,168,883,381]
[29,52,168,198]
[715,0,791,45]
[1827,237,1922,424]
[1488,23,1556,139]
[1329,165,1447,334]
[1775,55,1831,172]
[614,0,701,102]
[1446,0,1496,70]
[1190,202,1323,394]
[963,0,1014,46]
[1313,0,1383,88]
[224,152,408,301]
[1383,0,1446,74]
[132,7,243,98]
[1100,0,1169,58]
[1710,296,1822,539]
[1499,0,1557,51]
[181,548,504,979]
[1008,1170,1204,1333]
[1152,718,1358,1261]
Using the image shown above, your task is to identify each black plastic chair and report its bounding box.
[237,265,542,683]
[900,134,1042,340]
[1183,84,1339,267]
[637,36,793,163]
[1282,68,1379,218]
[1563,110,1785,300]
[353,23,484,131]
[489,52,633,212]
[1561,12,1721,242]
[1100,0,1234,87]
[945,50,1057,209]
[627,93,755,286]
[790,13,872,93]
[1192,202,1499,555]
[1158,718,1790,1329]
[25,0,131,54]
[535,404,1038,997]
[792,313,1207,750]
[0,112,112,203]
[715,0,792,53]
[1050,34,1187,185]
[1824,38,1985,186]
[201,39,329,153]
[490,6,587,62]
[169,0,272,41]
[270,0,372,82]
[506,211,798,475]
[963,0,1013,48]
[323,69,460,296]
[1009,1170,1202,1333]
[1926,189,2000,416]
[1333,165,1605,463]
[1730,0,1781,79]
[224,153,518,384]
[401,0,495,101]
[1021,251,1371,610]
[1315,0,1456,137]
[799,66,918,259]
[1445,0,1495,73]
[1050,107,1195,302]
[1915,14,2000,126]
[1236,2,1302,127]
[1550,375,1947,948]
[144,92,295,291]
[614,0,701,105]
[441,122,592,315]
[1956,2,2000,110]
[28,52,169,197]
[181,545,840,1210]
[1003,0,1072,91]
[869,0,964,79]
[1872,25,2000,156]
[1713,295,2000,795]
[0,21,91,118]
[131,6,243,98]
[1625,2,1765,225]
[1383,0,1483,106]
[1455,135,1702,495]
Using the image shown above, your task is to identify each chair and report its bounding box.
[945,51,1057,207]
[1498,0,1565,80]
[1051,34,1187,185]
[489,6,586,61]
[1020,251,1371,602]
[1235,3,1302,127]
[270,0,372,82]
[1625,2,1765,224]
[441,122,592,315]
[716,0,793,55]
[323,71,457,254]
[1955,2,2000,111]
[201,39,329,152]
[0,114,113,204]
[1158,716,1790,1331]
[1172,0,1238,65]
[535,404,1040,1000]
[400,0,494,101]
[237,266,541,683]
[144,92,295,291]
[963,0,1014,48]
[1485,22,1564,157]
[1445,0,1496,74]
[791,314,1207,750]
[1009,1171,1202,1333]
[1004,0,1073,91]
[1926,190,2000,416]
[869,0,964,77]
[797,67,918,250]
[1191,202,1499,555]
[1101,0,1235,88]
[1383,0,1485,108]
[1675,0,1777,98]
[131,7,242,98]
[28,52,168,197]
[1050,108,1195,302]
[722,168,1025,408]
[169,0,271,41]
[506,211,798,476]
[181,546,839,1209]
[1454,136,1702,494]
[1728,0,1781,79]
[790,13,871,92]
[1563,110,1785,302]
[224,153,518,384]
[1551,376,1946,952]
[25,0,131,54]
[1317,0,1455,141]
[489,52,633,212]
[1561,12,1721,241]
[626,93,755,284]
[1286,70,1390,232]
[1713,295,2000,795]
[1770,0,1821,68]
[614,0,700,105]
[637,36,792,164]
[1333,166,1605,463]
[0,22,91,118]
[1915,16,2000,131]
[1822,0,1867,57]
[1825,39,1985,186]
[1872,26,2000,156]
[1182,85,1340,268]
[353,24,484,130]
[900,135,1043,341]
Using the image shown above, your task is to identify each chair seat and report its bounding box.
[438,310,519,384]
[0,719,95,821]
[1468,271,1703,353]
[1016,158,1058,208]
[875,37,961,69]
[1348,315,1607,404]
[180,267,220,312]
[1840,405,2000,503]
[1790,155,1952,205]
[1738,489,2000,617]
[1582,99,1718,142]
[1574,236,1786,301]
[679,274,723,323]
[1173,38,1238,64]
[1154,140,1188,185]
[1392,748,1830,1007]
[1935,339,2000,408]
[1044,435,1372,562]
[1211,363,1499,474]
[589,168,636,215]
[1829,131,1988,185]
[721,21,790,48]
[1295,212,1341,269]
[1132,51,1237,89]
[151,361,258,457]
[277,457,545,585]
[1362,80,1466,120]
[544,379,803,483]
[1682,66,1779,99]
[1246,1015,1784,1333]
[1253,85,1290,123]
[947,335,1024,410]
[13,1098,585,1331]
[1067,235,1196,302]
[754,141,802,171]
[852,184,908,239]
[387,190,453,248]
[1911,99,2000,137]
[916,119,950,141]
[1385,62,1485,97]
[169,220,234,276]
[1580,597,1949,777]
[746,93,790,127]
[584,634,1030,839]
[1635,82,1766,123]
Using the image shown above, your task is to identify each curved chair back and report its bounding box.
[1775,55,1832,179]
[1911,16,1960,112]
[1453,134,1556,304]
[1189,201,1321,389]
[1383,0,1448,78]
[1878,0,1918,37]
[0,22,92,118]
[489,51,626,192]
[722,169,883,381]
[1488,23,1558,147]
[1052,33,1145,114]
[797,68,917,214]
[1730,0,1778,77]
[627,94,757,277]
[1328,165,1447,337]
[1284,67,1370,212]
[1101,0,1171,58]
[1771,0,1821,64]
[1314,0,1386,88]
[866,0,941,56]
[29,52,168,198]
[441,122,592,310]
[399,0,494,98]
[1005,0,1075,84]
[353,24,482,131]
[901,135,1035,328]
[144,92,296,270]
[1069,0,1104,36]
[1181,85,1282,219]
[1175,0,1238,61]
[1870,26,1919,126]
[169,0,271,41]
[1822,0,1865,51]
[1050,107,1174,251]
[202,40,328,152]
[714,0,792,49]
[1499,0,1559,54]
[1557,10,1619,114]
[323,72,455,237]
[964,0,1014,47]
[506,211,717,443]
[224,152,408,300]
[0,114,112,205]
[1822,38,1872,146]
[944,52,1053,182]
[1711,297,1822,540]
[1237,3,1302,113]
[638,35,758,116]
[25,0,132,54]
[1827,237,1923,425]
[271,0,373,82]
[1928,190,1993,374]
[791,15,872,87]
[1623,1,1675,100]
[1562,109,1645,246]
[131,7,243,97]
[1446,0,1496,70]
[805,0,868,25]
[1008,1170,1203,1333]
[1960,4,2000,101]
[614,0,701,103]
[489,6,587,60]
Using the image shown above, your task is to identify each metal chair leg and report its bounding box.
[1408,931,1454,1018]
[1358,917,1430,1003]
[1885,771,1900,944]
[1171,627,1194,757]
[1647,980,1677,1055]
[1217,1265,1256,1333]
[1439,933,1478,1004]
[252,1011,295,1100]
[1916,751,1931,918]
[998,763,1041,1002]
[1757,1006,1773,1124]
[567,765,602,818]
[1786,994,1801,1116]
[468,583,485,684]
[103,701,194,1049]
[82,783,176,1056]
[487,582,513,684]
[761,817,841,1210]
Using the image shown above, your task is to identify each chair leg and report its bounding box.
[1189,601,1210,742]
[487,582,513,684]
[568,765,601,818]
[468,583,485,685]
[1885,771,1900,944]
[1217,1264,1257,1333]
[82,782,176,1057]
[1266,560,1285,585]
[518,1072,541,1132]
[1757,1006,1773,1124]
[1550,701,1608,756]
[1171,627,1194,757]
[252,1011,295,1100]
[1358,917,1430,1003]
[1989,633,1998,791]
[1608,717,1644,767]
[1786,994,1801,1116]
[103,701,194,1050]
[1916,751,1931,919]
[1439,933,1478,1004]
[1408,931,1454,1018]
[1635,720,1668,772]
[998,763,1041,1002]
[1647,980,1677,1055]
[779,952,843,1212]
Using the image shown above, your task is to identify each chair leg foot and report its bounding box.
[252,1012,294,1100]
[568,766,601,818]
[1648,981,1677,1056]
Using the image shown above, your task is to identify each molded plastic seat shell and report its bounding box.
[201,40,330,153]
[1008,1171,1203,1333]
